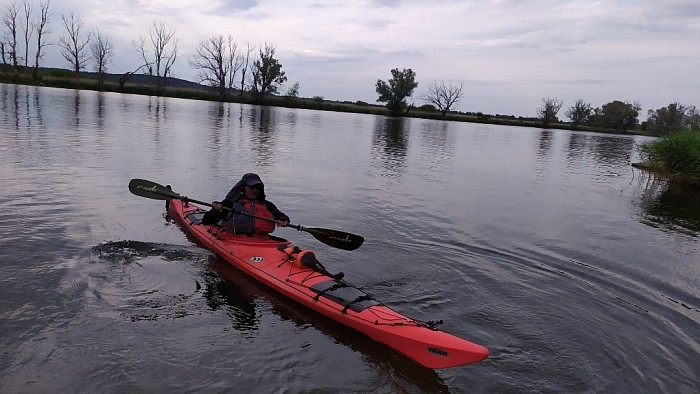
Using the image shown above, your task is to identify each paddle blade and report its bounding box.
[303,227,364,251]
[129,179,181,201]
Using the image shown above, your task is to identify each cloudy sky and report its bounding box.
[25,0,700,117]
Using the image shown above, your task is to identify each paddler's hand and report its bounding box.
[277,219,288,227]
[212,201,223,211]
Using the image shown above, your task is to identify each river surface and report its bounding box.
[1,83,698,393]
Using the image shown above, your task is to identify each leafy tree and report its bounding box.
[565,98,593,130]
[590,100,641,132]
[285,82,300,101]
[645,103,700,136]
[250,43,286,100]
[422,81,463,118]
[376,68,418,116]
[537,97,563,127]
[418,104,437,112]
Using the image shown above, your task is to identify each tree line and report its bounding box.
[1,0,288,99]
[537,97,700,136]
[375,68,699,137]
[3,1,696,137]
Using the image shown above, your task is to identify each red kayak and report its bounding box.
[166,198,489,368]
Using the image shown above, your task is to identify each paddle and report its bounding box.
[128,178,364,251]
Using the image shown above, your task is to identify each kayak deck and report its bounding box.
[167,199,489,369]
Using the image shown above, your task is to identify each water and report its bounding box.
[0,83,698,393]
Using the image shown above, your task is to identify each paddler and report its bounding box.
[202,173,289,236]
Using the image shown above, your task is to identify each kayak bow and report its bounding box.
[164,198,489,369]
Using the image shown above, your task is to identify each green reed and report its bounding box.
[639,131,700,183]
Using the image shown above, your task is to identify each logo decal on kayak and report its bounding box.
[428,347,449,357]
[250,256,264,262]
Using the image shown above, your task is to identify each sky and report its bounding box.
[13,0,700,118]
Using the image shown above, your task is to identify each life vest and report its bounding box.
[226,198,276,235]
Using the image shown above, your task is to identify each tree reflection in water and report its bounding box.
[371,116,410,179]
[638,178,700,235]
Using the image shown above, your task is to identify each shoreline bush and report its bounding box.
[638,131,700,186]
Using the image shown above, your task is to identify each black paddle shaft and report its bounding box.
[128,179,364,250]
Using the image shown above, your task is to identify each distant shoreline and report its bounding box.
[0,69,649,137]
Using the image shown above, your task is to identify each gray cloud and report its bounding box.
[204,0,260,15]
[32,0,700,117]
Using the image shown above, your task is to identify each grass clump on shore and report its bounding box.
[638,131,700,186]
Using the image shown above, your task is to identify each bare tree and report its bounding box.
[117,64,148,90]
[190,34,240,100]
[227,40,243,96]
[537,97,563,128]
[21,0,31,71]
[422,81,464,118]
[32,0,53,80]
[250,43,287,99]
[238,41,253,95]
[3,1,20,75]
[59,12,91,81]
[134,21,179,94]
[90,29,114,85]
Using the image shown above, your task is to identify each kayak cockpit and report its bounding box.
[183,209,290,245]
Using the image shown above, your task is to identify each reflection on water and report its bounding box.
[96,92,105,130]
[208,257,450,392]
[73,89,81,129]
[564,132,636,169]
[247,106,278,167]
[566,132,589,166]
[534,129,554,176]
[639,181,700,235]
[3,84,19,129]
[416,121,455,175]
[88,240,449,392]
[146,96,167,147]
[371,116,409,178]
[537,129,554,159]
[592,135,634,167]
[199,263,259,333]
[2,84,698,393]
[147,95,167,123]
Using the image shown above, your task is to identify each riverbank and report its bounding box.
[634,131,700,187]
[1,70,647,136]
[632,162,699,187]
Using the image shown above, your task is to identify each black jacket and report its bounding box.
[201,173,289,226]
[201,198,289,225]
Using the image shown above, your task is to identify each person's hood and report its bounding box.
[225,173,266,202]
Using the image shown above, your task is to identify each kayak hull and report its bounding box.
[167,199,488,369]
